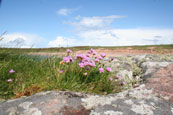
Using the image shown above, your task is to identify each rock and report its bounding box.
[141,61,173,80]
[135,54,173,63]
[0,91,90,115]
[0,85,173,115]
[146,64,173,101]
[121,63,132,71]
[134,55,147,63]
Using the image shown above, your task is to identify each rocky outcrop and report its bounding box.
[0,54,173,115]
[0,85,173,115]
[146,64,173,101]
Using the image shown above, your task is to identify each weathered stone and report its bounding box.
[141,61,173,80]
[146,64,173,101]
[134,55,147,63]
[0,85,173,115]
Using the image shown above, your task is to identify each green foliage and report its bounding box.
[0,44,172,53]
[0,49,124,100]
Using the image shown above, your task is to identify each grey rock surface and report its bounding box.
[141,61,173,80]
[0,54,173,115]
[0,85,173,115]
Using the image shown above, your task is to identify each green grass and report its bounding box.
[0,50,124,100]
[0,44,172,53]
[130,44,173,50]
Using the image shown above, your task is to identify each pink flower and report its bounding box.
[98,56,103,60]
[116,74,120,79]
[109,77,113,81]
[100,53,106,58]
[95,58,99,62]
[59,70,64,74]
[99,68,104,73]
[121,81,125,85]
[84,62,89,66]
[75,54,84,60]
[104,92,107,95]
[66,49,72,53]
[89,61,96,67]
[67,56,73,61]
[84,72,87,76]
[9,69,15,74]
[88,50,92,54]
[92,51,97,55]
[82,56,90,62]
[7,78,12,82]
[91,48,95,53]
[63,57,70,63]
[79,63,85,68]
[63,56,73,63]
[86,54,90,57]
[106,67,112,72]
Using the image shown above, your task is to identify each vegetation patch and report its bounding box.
[0,49,127,100]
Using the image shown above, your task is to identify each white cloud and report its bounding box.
[48,36,77,47]
[77,29,173,46]
[56,7,80,16]
[113,29,173,45]
[69,15,126,30]
[0,33,46,48]
[49,28,173,47]
[57,8,71,16]
[65,15,173,46]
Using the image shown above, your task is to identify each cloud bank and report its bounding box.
[0,33,46,48]
[3,15,172,48]
[77,29,173,46]
[48,36,77,47]
[50,15,172,47]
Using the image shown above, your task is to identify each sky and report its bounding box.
[0,0,173,48]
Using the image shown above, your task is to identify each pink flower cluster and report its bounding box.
[7,78,12,82]
[9,69,15,74]
[106,67,112,72]
[75,49,107,69]
[99,67,112,73]
[99,68,104,73]
[61,48,112,75]
[63,56,73,63]
[66,49,72,53]
[8,69,15,82]
[78,58,96,68]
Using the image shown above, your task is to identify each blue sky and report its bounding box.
[0,0,173,48]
